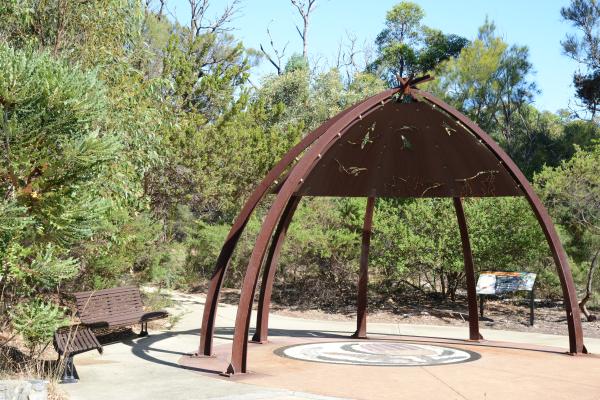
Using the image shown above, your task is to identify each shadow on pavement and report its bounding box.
[113,324,578,377]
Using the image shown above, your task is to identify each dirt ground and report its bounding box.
[268,297,600,338]
[209,286,600,338]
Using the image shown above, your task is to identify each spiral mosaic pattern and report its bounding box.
[276,341,479,367]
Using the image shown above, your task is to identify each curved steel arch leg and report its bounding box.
[251,196,302,344]
[198,100,371,356]
[417,90,585,354]
[521,197,585,353]
[351,197,375,339]
[226,90,398,374]
[198,230,244,356]
[453,197,482,341]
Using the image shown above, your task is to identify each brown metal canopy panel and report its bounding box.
[297,99,522,198]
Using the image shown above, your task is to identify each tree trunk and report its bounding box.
[440,267,446,299]
[579,248,600,322]
[291,0,315,59]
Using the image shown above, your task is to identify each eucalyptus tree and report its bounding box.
[561,0,600,119]
[371,1,467,85]
[430,20,538,163]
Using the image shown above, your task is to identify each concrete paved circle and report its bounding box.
[275,341,480,366]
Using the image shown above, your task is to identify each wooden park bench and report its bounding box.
[53,286,168,383]
[54,325,103,383]
[73,286,169,336]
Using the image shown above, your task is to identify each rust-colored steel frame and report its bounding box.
[251,197,479,344]
[251,196,301,343]
[252,197,480,345]
[225,89,398,374]
[352,196,375,339]
[199,85,585,374]
[253,196,375,344]
[415,90,585,354]
[198,92,392,356]
[453,197,482,341]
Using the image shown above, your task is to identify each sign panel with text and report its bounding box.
[476,272,536,295]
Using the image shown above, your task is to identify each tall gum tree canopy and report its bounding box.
[371,1,468,85]
[561,0,600,118]
[427,20,539,175]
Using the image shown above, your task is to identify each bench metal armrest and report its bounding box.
[140,310,169,322]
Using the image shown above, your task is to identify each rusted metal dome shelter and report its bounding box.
[197,76,586,375]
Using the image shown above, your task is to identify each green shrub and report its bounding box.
[9,300,68,354]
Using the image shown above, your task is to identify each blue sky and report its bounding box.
[168,0,580,113]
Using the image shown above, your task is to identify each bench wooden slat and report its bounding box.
[73,286,168,330]
[74,287,145,322]
[74,286,140,297]
[54,326,102,356]
[81,310,143,322]
[79,330,95,350]
[80,310,143,321]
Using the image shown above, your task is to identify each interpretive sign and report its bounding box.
[476,271,537,326]
[476,272,536,295]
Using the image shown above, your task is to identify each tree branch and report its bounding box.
[260,25,288,75]
[580,248,600,321]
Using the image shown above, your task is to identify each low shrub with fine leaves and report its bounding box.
[9,301,68,355]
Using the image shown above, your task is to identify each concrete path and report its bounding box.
[63,291,350,400]
[63,290,600,400]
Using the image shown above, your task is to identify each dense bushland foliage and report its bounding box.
[1,0,600,352]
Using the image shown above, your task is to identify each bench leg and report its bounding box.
[61,355,79,384]
[139,322,148,337]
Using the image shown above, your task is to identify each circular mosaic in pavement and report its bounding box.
[275,341,480,367]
